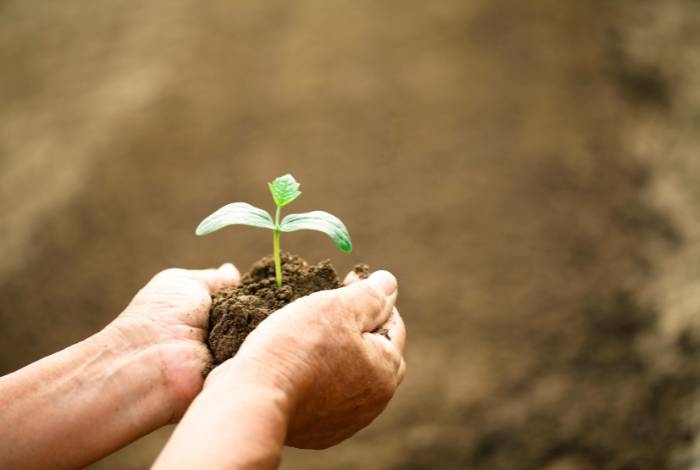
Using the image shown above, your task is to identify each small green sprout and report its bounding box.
[196,174,352,287]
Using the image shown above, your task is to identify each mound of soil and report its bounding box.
[207,252,366,365]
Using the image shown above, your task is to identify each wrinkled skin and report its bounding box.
[208,270,407,449]
[0,263,404,469]
[111,263,406,448]
[109,264,240,420]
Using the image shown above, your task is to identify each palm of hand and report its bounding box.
[110,266,238,420]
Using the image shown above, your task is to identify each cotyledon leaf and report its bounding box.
[268,174,302,207]
[195,202,275,236]
[280,211,352,252]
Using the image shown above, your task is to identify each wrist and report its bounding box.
[0,328,174,469]
[88,325,176,426]
[154,357,293,470]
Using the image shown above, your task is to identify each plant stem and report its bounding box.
[273,205,282,287]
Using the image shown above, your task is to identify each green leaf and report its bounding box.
[195,202,274,236]
[280,211,352,252]
[268,174,301,207]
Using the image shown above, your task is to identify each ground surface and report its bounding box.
[2,1,700,468]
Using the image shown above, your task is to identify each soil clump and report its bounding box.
[208,252,348,365]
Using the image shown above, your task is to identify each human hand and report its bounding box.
[207,270,406,449]
[104,264,239,421]
[0,263,240,470]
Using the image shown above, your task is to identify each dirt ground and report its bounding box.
[3,1,700,469]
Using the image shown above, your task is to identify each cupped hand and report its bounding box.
[208,269,406,449]
[104,264,239,420]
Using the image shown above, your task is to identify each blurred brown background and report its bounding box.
[2,1,700,468]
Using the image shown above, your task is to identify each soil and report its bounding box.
[208,252,343,364]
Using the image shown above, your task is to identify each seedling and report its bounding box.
[196,174,352,287]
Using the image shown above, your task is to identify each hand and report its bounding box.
[208,270,406,449]
[105,264,239,420]
[0,263,240,469]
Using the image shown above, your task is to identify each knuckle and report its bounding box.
[347,282,387,315]
[383,343,403,369]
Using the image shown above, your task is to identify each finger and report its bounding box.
[377,307,406,354]
[343,270,362,285]
[397,357,407,385]
[343,265,370,285]
[189,263,240,293]
[364,307,406,375]
[340,270,397,332]
[363,331,403,373]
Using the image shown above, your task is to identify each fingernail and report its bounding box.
[369,270,397,296]
[219,263,238,278]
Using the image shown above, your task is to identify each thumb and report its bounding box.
[188,263,240,293]
[338,270,398,332]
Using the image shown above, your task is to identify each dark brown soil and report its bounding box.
[207,252,342,365]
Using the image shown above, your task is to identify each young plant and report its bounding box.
[196,174,352,287]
